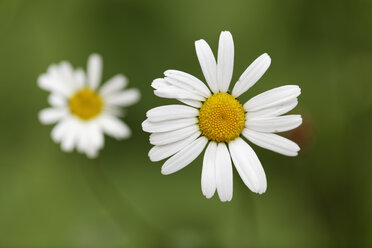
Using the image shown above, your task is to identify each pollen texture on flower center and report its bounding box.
[198,93,245,142]
[69,88,103,120]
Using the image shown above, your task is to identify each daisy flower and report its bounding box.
[38,54,140,158]
[142,31,302,202]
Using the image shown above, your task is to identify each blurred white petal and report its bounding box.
[87,54,102,89]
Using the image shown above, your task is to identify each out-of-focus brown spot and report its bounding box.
[284,110,314,153]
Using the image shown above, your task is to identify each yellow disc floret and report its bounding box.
[69,88,103,120]
[198,93,245,142]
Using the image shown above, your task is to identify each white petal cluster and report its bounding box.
[143,31,302,201]
[39,54,140,158]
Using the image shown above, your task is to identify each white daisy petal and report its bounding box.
[77,125,89,153]
[215,142,233,202]
[142,118,198,133]
[48,94,66,107]
[76,124,99,159]
[57,62,75,86]
[242,129,300,156]
[64,121,103,156]
[177,99,203,108]
[39,62,79,96]
[61,125,77,152]
[150,125,200,146]
[229,137,267,194]
[195,39,218,93]
[73,68,86,89]
[87,54,102,89]
[161,136,208,175]
[38,72,71,97]
[51,118,72,143]
[244,85,301,112]
[58,62,78,92]
[164,70,211,98]
[232,53,271,97]
[99,74,128,96]
[217,31,234,93]
[154,86,205,102]
[246,99,298,118]
[104,106,124,117]
[152,77,206,102]
[99,115,131,139]
[39,108,67,124]
[245,115,302,133]
[105,88,141,107]
[85,148,99,159]
[164,77,206,99]
[149,131,201,162]
[87,122,104,150]
[201,141,217,199]
[58,61,73,73]
[151,78,169,90]
[146,105,199,122]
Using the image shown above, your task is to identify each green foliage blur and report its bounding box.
[0,0,371,247]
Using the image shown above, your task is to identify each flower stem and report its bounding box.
[78,156,163,243]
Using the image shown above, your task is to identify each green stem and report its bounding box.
[79,156,162,240]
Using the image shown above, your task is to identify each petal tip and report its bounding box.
[141,120,149,131]
[260,53,271,64]
[195,39,207,49]
[220,30,232,38]
[161,168,170,175]
[89,53,102,61]
[151,78,165,89]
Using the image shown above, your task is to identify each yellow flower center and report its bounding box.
[69,88,103,120]
[198,93,245,142]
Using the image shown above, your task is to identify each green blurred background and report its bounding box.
[1,0,372,247]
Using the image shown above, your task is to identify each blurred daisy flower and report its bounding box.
[38,54,140,158]
[143,31,302,201]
